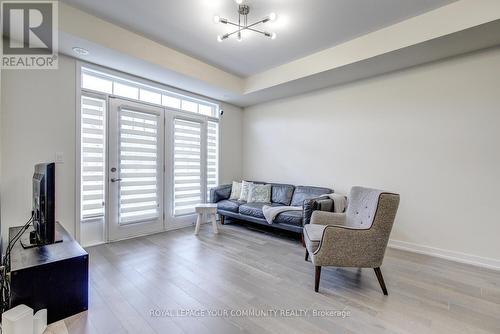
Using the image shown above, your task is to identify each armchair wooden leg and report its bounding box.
[301,233,305,247]
[374,267,388,295]
[315,266,321,292]
[305,249,309,261]
[220,215,225,225]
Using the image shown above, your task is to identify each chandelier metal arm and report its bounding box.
[215,4,276,42]
[224,26,269,39]
[245,27,270,36]
[223,19,272,38]
[223,18,269,30]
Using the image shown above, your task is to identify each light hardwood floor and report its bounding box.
[62,221,500,334]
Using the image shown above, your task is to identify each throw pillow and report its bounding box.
[238,180,254,201]
[229,181,242,200]
[247,184,272,203]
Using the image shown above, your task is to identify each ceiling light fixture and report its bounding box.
[214,1,277,42]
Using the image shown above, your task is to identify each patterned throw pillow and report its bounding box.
[229,181,242,200]
[238,180,254,201]
[247,184,272,203]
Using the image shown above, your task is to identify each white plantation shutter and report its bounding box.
[207,121,219,200]
[81,96,106,219]
[174,119,202,216]
[119,109,161,224]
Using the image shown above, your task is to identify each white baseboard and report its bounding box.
[388,239,500,271]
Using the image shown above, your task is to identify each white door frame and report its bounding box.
[107,97,165,241]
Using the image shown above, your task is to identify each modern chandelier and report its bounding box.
[214,0,277,42]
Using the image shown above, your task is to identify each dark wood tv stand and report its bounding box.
[9,222,89,324]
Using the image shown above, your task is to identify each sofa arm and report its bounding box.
[209,184,232,203]
[311,211,346,226]
[302,197,334,226]
[316,198,334,212]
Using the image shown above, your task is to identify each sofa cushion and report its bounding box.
[239,202,267,218]
[290,186,332,206]
[229,181,242,200]
[247,183,271,203]
[304,224,327,252]
[271,184,295,205]
[239,202,281,218]
[274,210,303,227]
[217,199,244,213]
[238,180,254,201]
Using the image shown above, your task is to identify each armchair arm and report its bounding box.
[209,184,232,203]
[302,197,334,226]
[314,225,385,268]
[311,211,346,226]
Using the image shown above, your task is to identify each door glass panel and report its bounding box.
[173,119,202,216]
[119,109,160,224]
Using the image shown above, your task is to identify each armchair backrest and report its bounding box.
[346,186,384,228]
[345,186,400,266]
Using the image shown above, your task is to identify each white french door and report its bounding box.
[166,111,207,228]
[108,98,165,241]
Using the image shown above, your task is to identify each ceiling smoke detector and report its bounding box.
[72,47,89,56]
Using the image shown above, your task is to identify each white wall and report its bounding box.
[0,70,3,251]
[219,103,243,184]
[243,47,500,268]
[1,55,77,241]
[0,54,243,244]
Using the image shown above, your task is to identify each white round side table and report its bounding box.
[194,203,219,235]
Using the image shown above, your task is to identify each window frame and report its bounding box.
[75,61,221,244]
[80,63,220,120]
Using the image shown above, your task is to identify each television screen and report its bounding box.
[32,163,55,244]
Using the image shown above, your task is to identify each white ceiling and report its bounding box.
[60,0,456,77]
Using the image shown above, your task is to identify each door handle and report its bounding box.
[111,178,122,183]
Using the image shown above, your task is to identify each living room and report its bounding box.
[1,0,499,333]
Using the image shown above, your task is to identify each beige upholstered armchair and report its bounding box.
[303,186,400,294]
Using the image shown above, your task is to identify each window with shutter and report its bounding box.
[81,96,106,220]
[79,66,221,244]
[207,121,219,201]
[119,109,161,224]
[173,119,202,216]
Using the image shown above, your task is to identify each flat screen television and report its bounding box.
[32,162,56,244]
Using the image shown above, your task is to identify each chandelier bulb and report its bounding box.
[269,12,277,21]
[213,15,220,24]
[235,0,243,4]
[271,32,277,40]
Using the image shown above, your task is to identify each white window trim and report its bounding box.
[75,60,221,245]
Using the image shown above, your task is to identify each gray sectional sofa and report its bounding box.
[209,182,334,233]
